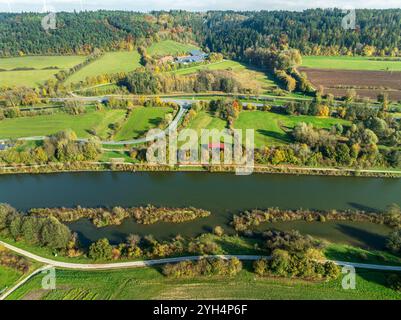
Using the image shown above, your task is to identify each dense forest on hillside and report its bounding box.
[0,11,159,56]
[191,9,401,58]
[0,9,400,57]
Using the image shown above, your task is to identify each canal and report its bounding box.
[0,172,400,246]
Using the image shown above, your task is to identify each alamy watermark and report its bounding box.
[41,267,56,290]
[341,8,356,31]
[341,265,356,290]
[146,128,255,175]
[41,1,57,31]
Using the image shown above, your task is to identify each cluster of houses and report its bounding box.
[158,50,208,65]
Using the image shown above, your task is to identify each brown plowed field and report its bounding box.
[299,67,401,101]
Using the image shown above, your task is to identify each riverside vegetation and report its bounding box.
[29,205,211,227]
[232,204,401,232]
[3,202,401,291]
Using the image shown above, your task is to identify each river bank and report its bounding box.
[1,162,401,178]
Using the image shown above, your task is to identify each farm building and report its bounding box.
[176,50,208,64]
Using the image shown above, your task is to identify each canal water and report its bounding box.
[0,172,400,246]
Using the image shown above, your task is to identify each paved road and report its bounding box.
[0,103,189,146]
[0,96,266,145]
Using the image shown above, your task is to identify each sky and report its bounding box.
[0,0,400,12]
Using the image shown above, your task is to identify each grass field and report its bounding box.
[7,264,401,300]
[325,244,401,266]
[65,51,141,85]
[234,111,350,147]
[0,265,22,291]
[0,55,85,70]
[0,109,126,140]
[302,56,401,71]
[172,60,277,94]
[147,40,199,57]
[113,107,173,141]
[186,111,227,135]
[181,110,228,147]
[0,55,86,87]
[0,69,61,87]
[172,60,244,75]
[100,150,134,163]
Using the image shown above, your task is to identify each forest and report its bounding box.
[1,9,400,57]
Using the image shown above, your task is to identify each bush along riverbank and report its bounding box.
[29,205,211,227]
[251,230,340,281]
[232,205,401,232]
[208,164,401,178]
[161,230,341,282]
[2,203,401,290]
[1,162,401,178]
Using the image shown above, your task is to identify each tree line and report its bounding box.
[3,9,400,58]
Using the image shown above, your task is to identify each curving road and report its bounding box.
[1,239,401,300]
[0,101,189,146]
[2,240,401,272]
[0,95,265,146]
[0,239,263,270]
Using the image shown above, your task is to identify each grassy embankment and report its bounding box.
[0,265,22,291]
[6,264,401,300]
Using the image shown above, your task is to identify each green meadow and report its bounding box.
[0,55,85,70]
[171,59,244,75]
[186,111,227,135]
[0,109,126,140]
[147,40,199,57]
[65,51,142,85]
[6,265,401,300]
[0,69,60,87]
[0,55,86,87]
[0,265,22,291]
[302,56,401,71]
[234,111,350,147]
[113,107,173,141]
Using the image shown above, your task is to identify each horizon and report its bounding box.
[0,0,400,13]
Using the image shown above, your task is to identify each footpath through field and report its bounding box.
[2,239,401,300]
[2,240,401,271]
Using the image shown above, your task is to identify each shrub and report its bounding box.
[89,238,113,260]
[264,230,321,254]
[213,226,224,237]
[162,258,242,278]
[253,258,269,276]
[386,229,401,254]
[387,274,401,291]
